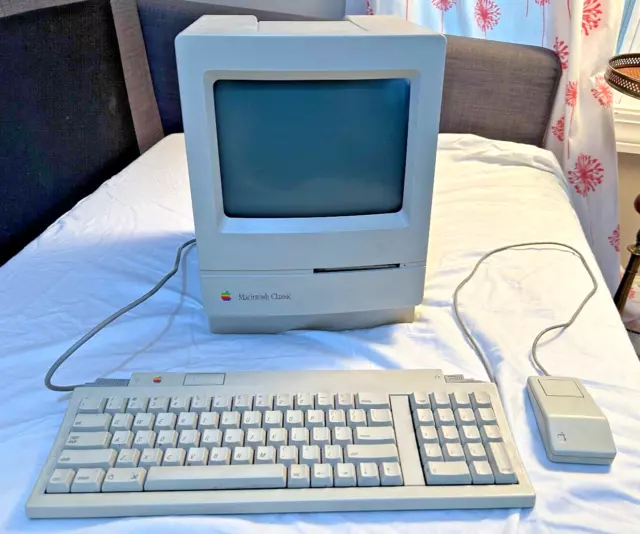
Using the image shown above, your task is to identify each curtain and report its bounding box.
[359,0,623,297]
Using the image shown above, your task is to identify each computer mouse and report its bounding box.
[526,376,616,465]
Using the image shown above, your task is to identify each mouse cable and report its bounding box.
[452,241,599,385]
[44,238,197,392]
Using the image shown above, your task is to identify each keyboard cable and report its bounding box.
[452,242,599,386]
[44,238,196,392]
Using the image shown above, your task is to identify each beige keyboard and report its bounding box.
[26,370,535,518]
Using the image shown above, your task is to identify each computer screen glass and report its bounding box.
[214,79,410,218]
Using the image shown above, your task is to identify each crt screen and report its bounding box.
[213,79,409,218]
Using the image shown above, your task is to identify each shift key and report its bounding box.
[345,444,399,465]
[57,449,117,470]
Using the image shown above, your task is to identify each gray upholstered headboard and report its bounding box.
[126,0,561,149]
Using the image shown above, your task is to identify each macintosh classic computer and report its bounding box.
[176,15,446,334]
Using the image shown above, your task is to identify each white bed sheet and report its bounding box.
[1,134,639,533]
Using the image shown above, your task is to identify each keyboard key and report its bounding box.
[471,391,492,409]
[169,396,190,414]
[111,413,134,432]
[232,446,254,465]
[413,408,435,427]
[275,393,294,411]
[347,409,367,428]
[208,447,232,465]
[201,429,223,448]
[255,446,276,464]
[306,410,325,428]
[263,411,283,429]
[455,408,477,426]
[311,427,331,447]
[443,442,465,461]
[57,449,117,470]
[356,393,389,410]
[176,412,198,431]
[133,430,157,450]
[156,430,178,450]
[288,464,310,488]
[144,464,288,490]
[148,397,170,414]
[333,426,353,446]
[212,395,233,413]
[65,431,111,450]
[284,410,303,430]
[267,428,287,447]
[290,427,310,446]
[354,426,396,445]
[476,408,497,426]
[410,392,430,411]
[116,448,140,468]
[480,425,502,443]
[487,442,517,484]
[470,460,495,485]
[420,443,443,463]
[220,411,241,430]
[322,444,343,465]
[139,448,163,468]
[154,413,177,431]
[336,393,354,411]
[295,393,314,411]
[246,428,267,449]
[178,429,201,448]
[357,462,380,486]
[190,395,211,413]
[233,394,253,413]
[278,445,299,466]
[254,394,273,413]
[186,447,209,466]
[435,408,455,426]
[105,397,128,415]
[316,392,335,411]
[334,463,357,487]
[71,468,105,493]
[126,397,148,414]
[111,430,134,451]
[223,429,245,448]
[301,445,321,465]
[345,444,399,465]
[328,409,346,429]
[461,425,482,444]
[197,412,219,431]
[102,467,146,492]
[430,392,450,409]
[425,461,471,485]
[380,462,403,486]
[464,442,488,462]
[312,463,333,487]
[78,397,106,414]
[162,448,186,466]
[72,413,112,432]
[368,409,393,427]
[438,426,460,444]
[242,411,263,429]
[451,392,471,408]
[417,425,439,444]
[132,413,154,432]
[46,469,75,493]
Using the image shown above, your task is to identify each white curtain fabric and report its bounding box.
[357,0,623,297]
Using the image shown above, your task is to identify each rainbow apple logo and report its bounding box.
[220,291,232,302]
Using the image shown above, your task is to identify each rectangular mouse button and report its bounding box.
[539,379,583,398]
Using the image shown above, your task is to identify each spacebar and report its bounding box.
[144,465,287,491]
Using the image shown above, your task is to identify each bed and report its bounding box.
[1,1,640,533]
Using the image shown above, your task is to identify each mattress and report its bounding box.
[2,133,639,533]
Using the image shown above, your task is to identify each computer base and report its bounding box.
[208,307,415,334]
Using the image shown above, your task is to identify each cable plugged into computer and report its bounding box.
[526,376,616,466]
